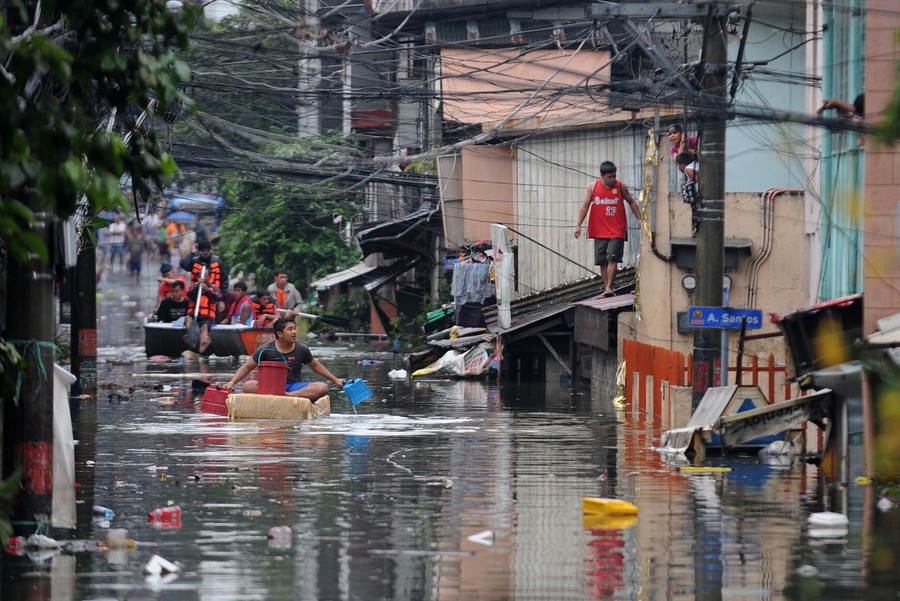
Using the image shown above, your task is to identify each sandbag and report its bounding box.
[227,393,330,420]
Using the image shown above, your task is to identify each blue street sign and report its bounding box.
[687,306,764,330]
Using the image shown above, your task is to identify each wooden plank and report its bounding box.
[537,334,571,376]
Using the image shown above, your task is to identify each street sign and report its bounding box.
[687,306,764,330]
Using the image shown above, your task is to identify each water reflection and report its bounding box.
[3,337,896,599]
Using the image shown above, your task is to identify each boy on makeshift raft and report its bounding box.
[222,318,345,402]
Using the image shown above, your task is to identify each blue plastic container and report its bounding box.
[343,378,373,407]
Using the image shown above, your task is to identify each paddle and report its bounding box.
[186,266,206,350]
[296,311,351,329]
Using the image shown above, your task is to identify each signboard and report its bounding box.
[688,306,764,330]
[715,391,831,447]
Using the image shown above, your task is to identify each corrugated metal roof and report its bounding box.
[312,262,378,289]
[483,269,636,339]
[687,385,739,428]
[515,128,645,293]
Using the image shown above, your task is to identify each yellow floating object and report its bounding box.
[582,513,638,530]
[582,497,639,516]
[411,367,436,378]
[855,476,871,485]
[227,393,331,420]
[678,466,732,473]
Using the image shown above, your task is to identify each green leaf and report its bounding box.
[0,469,23,547]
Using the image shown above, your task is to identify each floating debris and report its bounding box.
[467,530,495,546]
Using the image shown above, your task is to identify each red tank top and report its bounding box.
[587,179,627,239]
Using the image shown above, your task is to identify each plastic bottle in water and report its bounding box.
[147,505,182,528]
[92,505,115,520]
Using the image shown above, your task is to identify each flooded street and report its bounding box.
[3,268,899,600]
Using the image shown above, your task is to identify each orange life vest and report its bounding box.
[191,259,223,290]
[189,292,216,320]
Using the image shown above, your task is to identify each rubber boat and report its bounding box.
[144,321,275,358]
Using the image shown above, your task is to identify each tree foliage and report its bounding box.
[216,138,363,290]
[0,0,198,266]
[175,6,368,294]
[178,2,303,139]
[0,1,198,407]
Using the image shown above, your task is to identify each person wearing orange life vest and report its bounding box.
[184,272,222,354]
[250,289,278,327]
[179,239,228,293]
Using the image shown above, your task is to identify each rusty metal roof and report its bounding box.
[483,268,636,340]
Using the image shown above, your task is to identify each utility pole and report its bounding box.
[297,0,321,137]
[3,206,55,524]
[65,243,98,397]
[691,10,729,409]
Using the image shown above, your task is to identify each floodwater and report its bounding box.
[3,270,900,600]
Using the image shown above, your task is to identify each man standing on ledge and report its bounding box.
[574,161,641,297]
[223,318,345,402]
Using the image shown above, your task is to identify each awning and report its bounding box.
[312,262,378,290]
[483,274,636,344]
[356,207,442,260]
[364,258,420,293]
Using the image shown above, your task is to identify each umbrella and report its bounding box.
[166,211,197,223]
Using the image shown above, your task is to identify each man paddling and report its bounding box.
[223,318,345,402]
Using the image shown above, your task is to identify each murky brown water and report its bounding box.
[3,270,899,600]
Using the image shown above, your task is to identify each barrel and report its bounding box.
[257,361,288,395]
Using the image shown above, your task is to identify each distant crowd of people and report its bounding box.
[96,208,213,284]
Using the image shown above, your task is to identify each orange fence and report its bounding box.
[623,340,686,427]
[624,340,800,423]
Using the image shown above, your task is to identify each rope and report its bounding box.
[500,224,601,278]
[7,340,58,407]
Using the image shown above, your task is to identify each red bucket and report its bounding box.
[257,361,288,395]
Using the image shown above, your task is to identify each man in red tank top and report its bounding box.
[574,161,641,297]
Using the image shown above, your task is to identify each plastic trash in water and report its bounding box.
[582,497,639,516]
[143,554,180,576]
[388,369,408,379]
[807,511,849,527]
[105,529,129,548]
[4,536,25,556]
[267,525,292,549]
[807,511,849,541]
[25,534,61,549]
[101,529,135,567]
[93,505,115,520]
[467,530,495,546]
[758,440,798,456]
[148,505,182,528]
